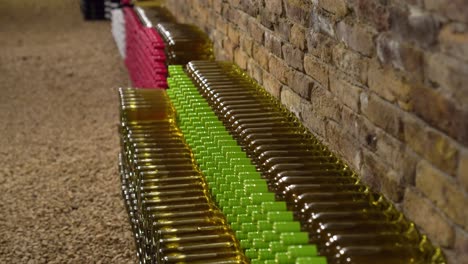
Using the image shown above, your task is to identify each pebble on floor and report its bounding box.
[0,0,136,263]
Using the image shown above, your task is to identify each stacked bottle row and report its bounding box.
[111,7,126,58]
[118,87,248,264]
[179,61,446,264]
[123,7,168,88]
[155,23,214,65]
[134,5,177,26]
[134,5,215,65]
[167,65,328,264]
[121,4,214,87]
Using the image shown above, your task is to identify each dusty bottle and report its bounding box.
[281,184,368,203]
[305,210,403,240]
[294,191,377,212]
[328,241,442,264]
[264,162,344,181]
[157,233,238,253]
[139,189,209,210]
[272,174,359,195]
[322,228,421,256]
[159,248,246,264]
[134,6,177,27]
[256,149,332,165]
[233,121,304,136]
[312,218,412,241]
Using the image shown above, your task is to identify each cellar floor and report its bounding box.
[0,0,135,263]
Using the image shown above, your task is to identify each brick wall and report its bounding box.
[164,0,468,262]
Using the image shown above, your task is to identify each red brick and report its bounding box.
[341,107,379,151]
[274,18,292,41]
[361,93,404,140]
[234,48,249,70]
[262,71,282,99]
[215,15,228,35]
[375,130,418,186]
[269,55,291,84]
[336,20,375,56]
[416,160,467,227]
[248,18,265,44]
[410,83,468,146]
[265,0,282,15]
[287,70,314,99]
[403,115,459,175]
[239,0,261,17]
[215,49,229,61]
[240,36,253,56]
[284,0,311,27]
[212,0,223,13]
[259,9,277,29]
[368,60,411,109]
[221,3,231,15]
[425,0,468,23]
[281,87,303,118]
[306,31,335,63]
[310,85,342,122]
[360,149,399,199]
[332,44,368,85]
[325,120,363,170]
[311,10,335,37]
[459,149,468,193]
[290,24,306,50]
[350,0,390,31]
[391,5,439,48]
[376,33,423,78]
[329,73,361,113]
[454,230,468,264]
[211,30,224,58]
[265,31,282,58]
[227,9,249,31]
[252,43,269,70]
[425,52,468,108]
[282,43,304,71]
[247,58,263,85]
[229,0,241,8]
[304,55,329,88]
[227,25,240,47]
[223,38,235,61]
[301,100,327,137]
[439,23,468,62]
[317,0,348,18]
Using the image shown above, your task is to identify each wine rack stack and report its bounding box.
[112,1,446,264]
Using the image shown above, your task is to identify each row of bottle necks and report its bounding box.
[125,6,214,67]
[123,6,214,89]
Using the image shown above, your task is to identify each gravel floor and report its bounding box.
[0,0,136,263]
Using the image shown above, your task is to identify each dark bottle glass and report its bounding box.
[256,149,332,165]
[294,191,374,211]
[273,174,359,194]
[264,162,344,181]
[322,229,421,256]
[327,243,442,264]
